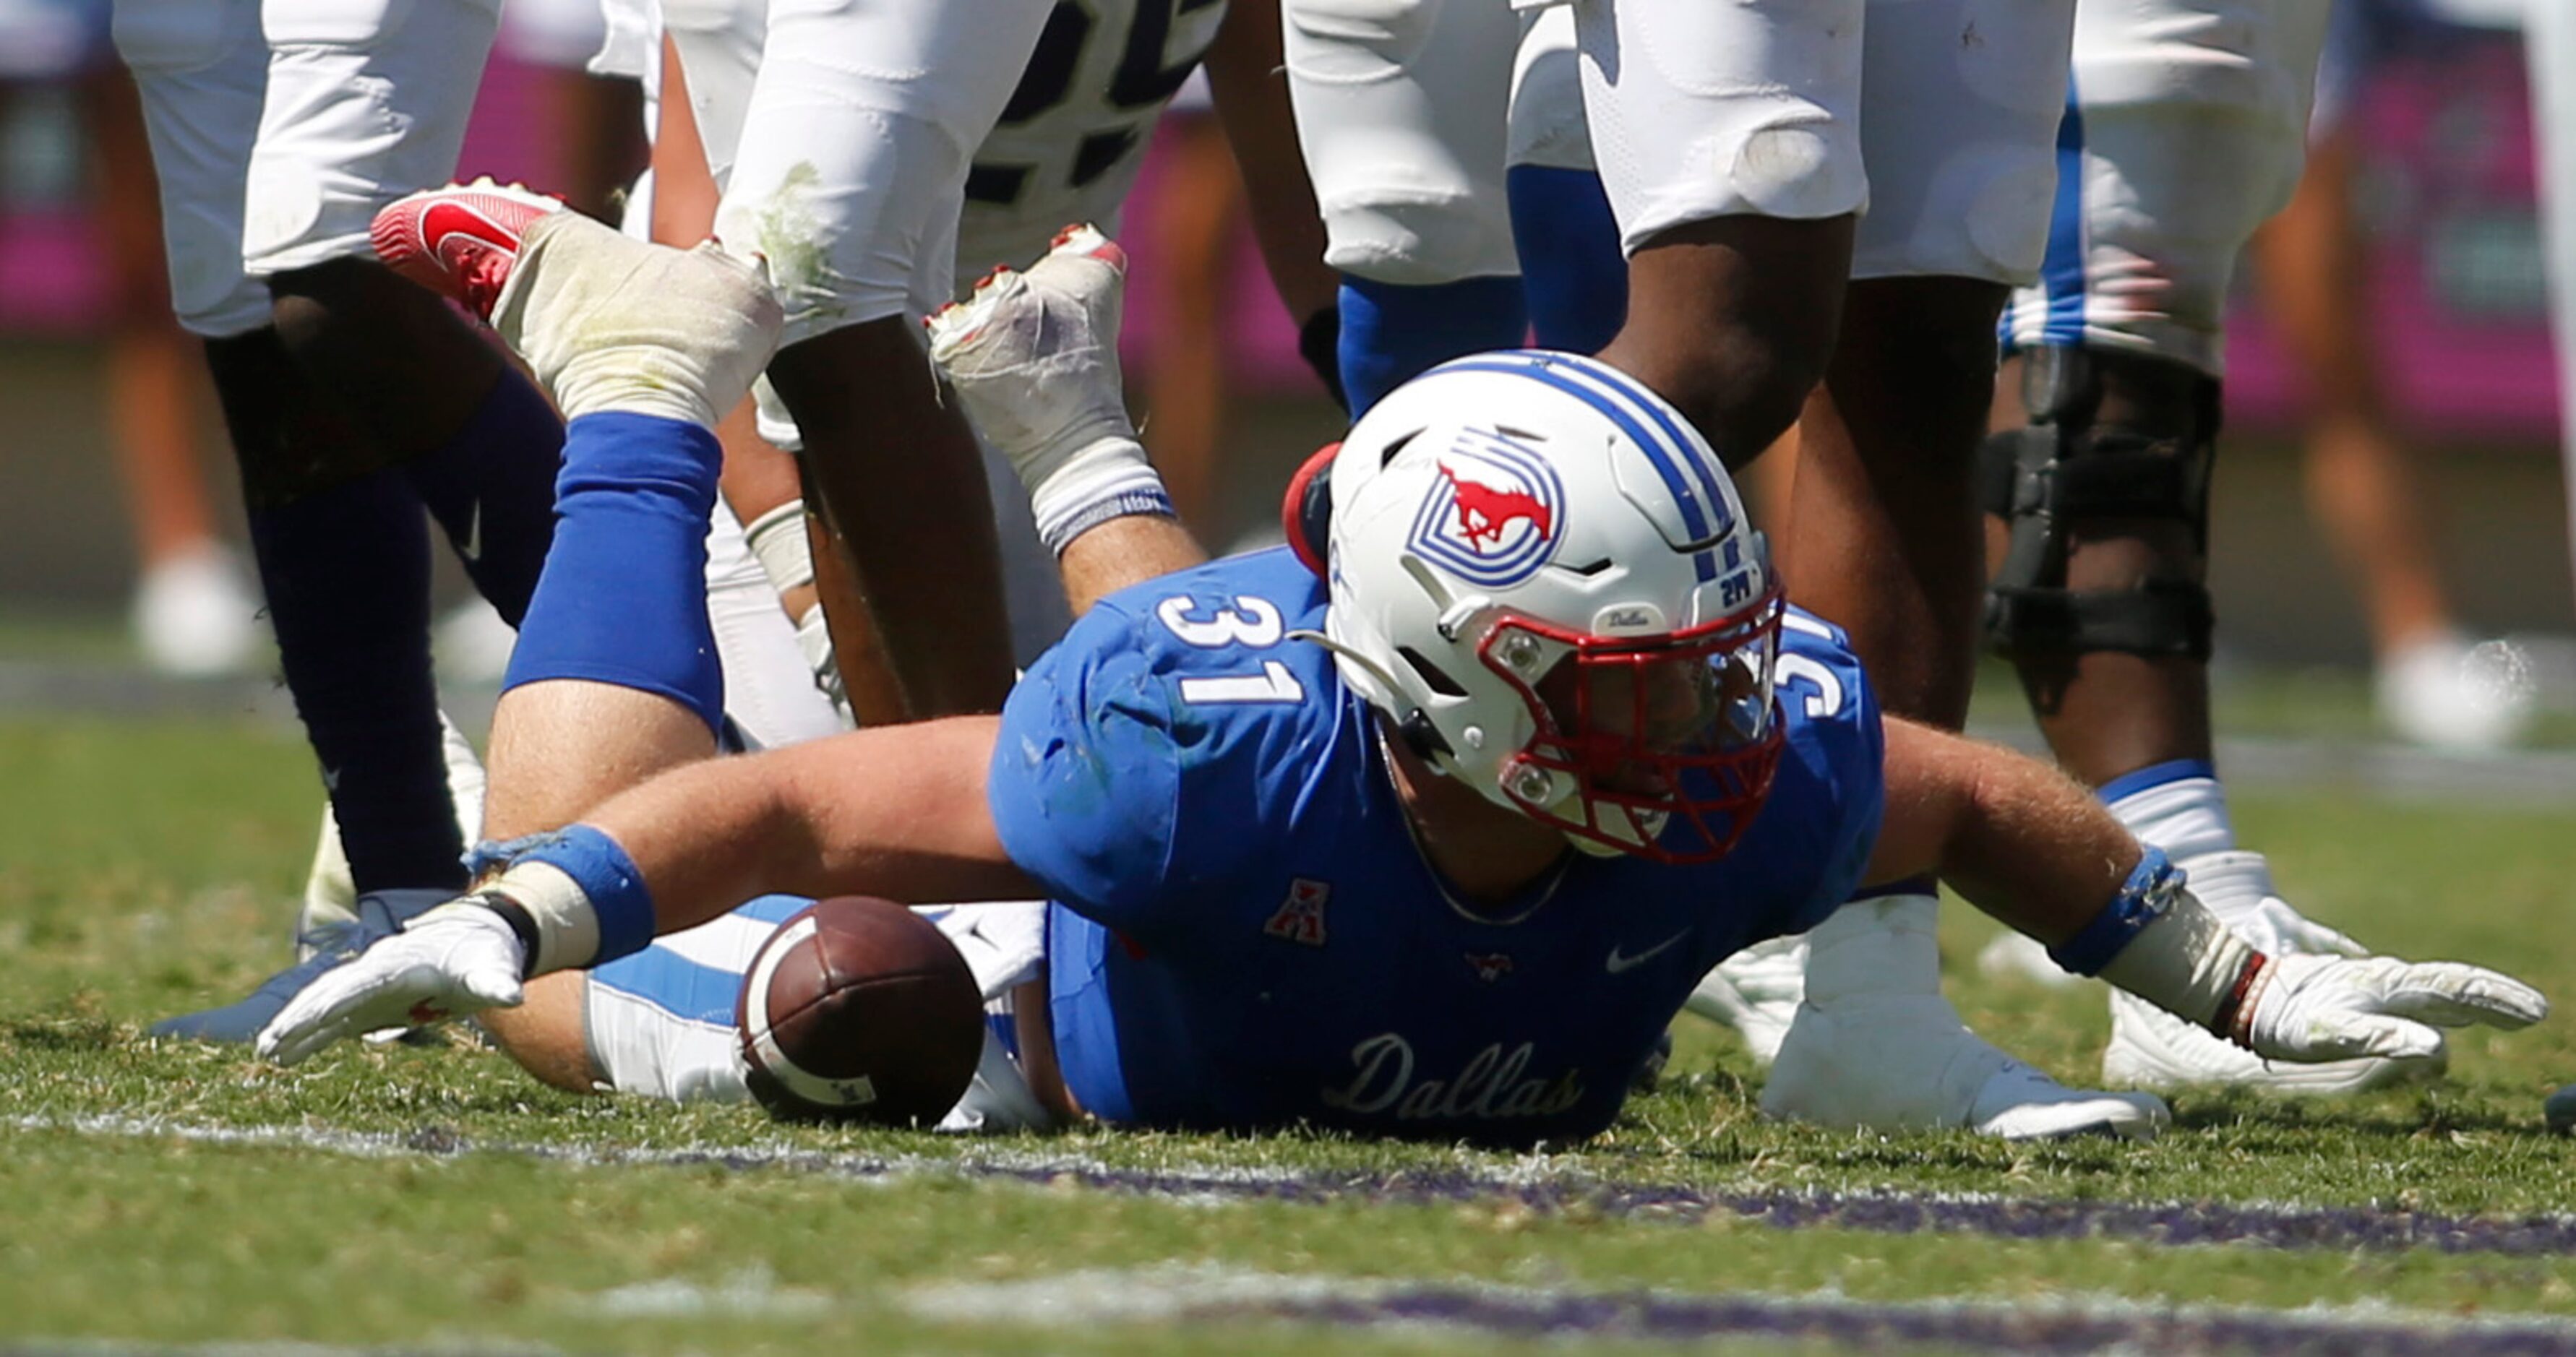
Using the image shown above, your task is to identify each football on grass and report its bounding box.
[736,896,984,1125]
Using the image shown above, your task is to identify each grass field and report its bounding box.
[9,713,2576,1354]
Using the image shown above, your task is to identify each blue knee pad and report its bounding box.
[1338,275,1528,415]
[1508,166,1626,356]
[504,412,727,735]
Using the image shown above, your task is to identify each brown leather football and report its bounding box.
[735,896,984,1125]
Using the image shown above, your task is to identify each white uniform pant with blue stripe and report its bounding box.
[2001,1,2332,377]
[583,895,1057,1132]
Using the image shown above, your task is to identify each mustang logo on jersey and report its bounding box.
[1407,430,1565,587]
[1318,1032,1586,1122]
[1464,951,1514,983]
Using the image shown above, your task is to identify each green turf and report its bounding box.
[5,715,2576,1351]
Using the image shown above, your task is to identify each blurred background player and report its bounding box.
[1,0,262,676]
[2254,0,2533,751]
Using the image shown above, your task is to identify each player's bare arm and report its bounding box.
[578,718,1034,931]
[1863,714,2141,945]
[1869,713,2546,1064]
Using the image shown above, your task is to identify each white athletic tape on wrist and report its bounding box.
[793,604,851,719]
[742,501,816,595]
[1026,434,1172,555]
[2097,889,2264,1038]
[486,860,605,976]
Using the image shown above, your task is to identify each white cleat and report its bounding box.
[926,225,1137,489]
[2377,630,2536,752]
[1757,895,2168,1141]
[2102,850,2440,1095]
[133,543,262,678]
[1685,935,1806,1064]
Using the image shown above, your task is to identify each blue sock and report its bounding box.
[248,471,465,893]
[1337,274,1528,415]
[1508,165,1628,355]
[504,412,726,734]
[403,368,564,626]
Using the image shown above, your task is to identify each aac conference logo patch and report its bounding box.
[1407,429,1566,588]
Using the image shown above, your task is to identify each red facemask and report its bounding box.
[1480,584,1787,863]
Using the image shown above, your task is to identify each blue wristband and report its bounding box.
[2046,847,2186,977]
[491,824,658,966]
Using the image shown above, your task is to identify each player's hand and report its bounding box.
[2240,952,2546,1064]
[254,901,526,1066]
[2244,895,2369,959]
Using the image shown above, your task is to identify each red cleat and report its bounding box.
[370,178,566,319]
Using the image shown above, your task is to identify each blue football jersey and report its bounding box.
[988,548,1883,1146]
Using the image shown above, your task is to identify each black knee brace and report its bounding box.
[1980,345,2220,661]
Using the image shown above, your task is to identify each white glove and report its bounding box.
[256,901,527,1066]
[2238,952,2547,1064]
[2243,897,2369,960]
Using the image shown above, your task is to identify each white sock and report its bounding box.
[2103,763,2236,863]
[1802,892,1944,1005]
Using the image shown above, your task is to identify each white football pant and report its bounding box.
[1999,0,2332,376]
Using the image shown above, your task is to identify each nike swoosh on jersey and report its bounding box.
[1605,929,1690,974]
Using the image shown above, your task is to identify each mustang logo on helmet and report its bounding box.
[1406,430,1566,588]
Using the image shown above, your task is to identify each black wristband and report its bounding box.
[1298,305,1349,413]
[471,892,544,979]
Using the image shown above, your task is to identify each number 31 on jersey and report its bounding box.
[1156,594,1307,705]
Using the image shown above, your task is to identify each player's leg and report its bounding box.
[645,30,871,725]
[242,0,563,630]
[928,230,1206,614]
[1501,6,1622,358]
[1575,0,2157,1137]
[708,0,1058,721]
[111,0,473,922]
[82,64,262,677]
[1775,0,2179,1140]
[1573,0,1858,468]
[1284,0,1526,412]
[1982,2,2407,1093]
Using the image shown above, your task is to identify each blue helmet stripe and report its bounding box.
[1542,352,1735,538]
[1434,355,1722,581]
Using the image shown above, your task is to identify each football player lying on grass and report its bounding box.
[253,188,2546,1147]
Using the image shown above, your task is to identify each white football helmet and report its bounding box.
[1315,350,1785,863]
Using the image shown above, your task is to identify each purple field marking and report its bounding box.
[905,1267,2576,1355]
[455,1134,2576,1258]
[32,1113,2576,1259]
[1246,1285,2576,1355]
